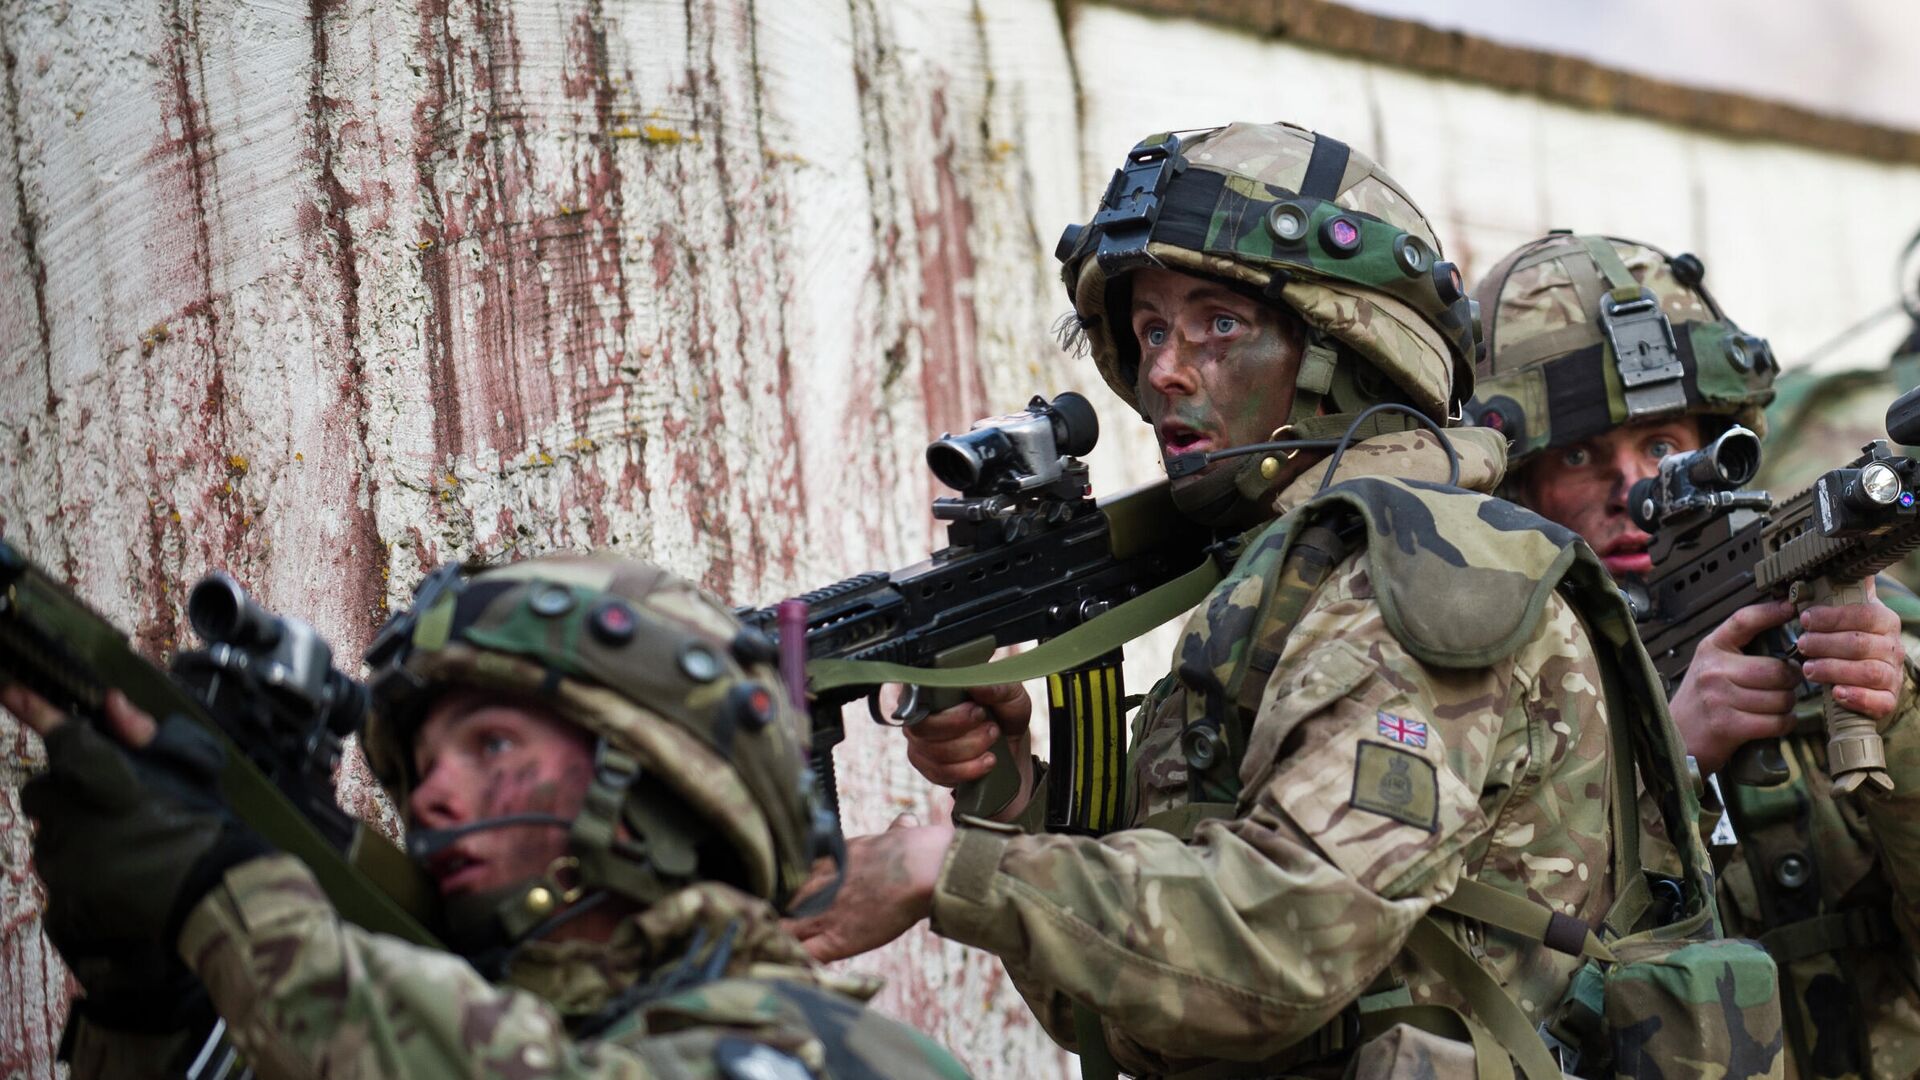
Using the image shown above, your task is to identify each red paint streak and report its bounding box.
[407,524,440,572]
[413,0,470,463]
[137,1,240,657]
[448,0,552,457]
[304,0,390,634]
[0,30,56,421]
[412,0,639,493]
[550,2,638,553]
[916,89,988,492]
[137,442,172,659]
[704,13,803,588]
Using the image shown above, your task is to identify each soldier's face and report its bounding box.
[1129,268,1305,481]
[409,689,596,900]
[1519,415,1703,579]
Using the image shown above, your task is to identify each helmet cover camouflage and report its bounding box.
[1469,233,1777,471]
[1056,122,1478,425]
[362,555,822,910]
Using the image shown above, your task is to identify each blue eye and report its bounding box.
[1562,447,1591,468]
[1144,326,1168,347]
[1648,439,1677,460]
[1212,315,1238,335]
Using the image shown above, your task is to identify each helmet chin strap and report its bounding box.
[1164,432,1345,530]
[416,737,706,974]
[1162,402,1463,525]
[445,878,613,980]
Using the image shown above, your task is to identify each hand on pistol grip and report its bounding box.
[889,639,1029,820]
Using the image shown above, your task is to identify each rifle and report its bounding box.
[0,542,438,1074]
[743,393,1217,830]
[1627,382,1920,791]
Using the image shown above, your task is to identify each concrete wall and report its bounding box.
[3,2,1918,1076]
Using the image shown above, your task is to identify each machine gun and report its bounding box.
[0,543,438,1076]
[743,392,1216,832]
[1627,383,1920,792]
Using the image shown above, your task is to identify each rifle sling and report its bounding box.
[805,557,1222,692]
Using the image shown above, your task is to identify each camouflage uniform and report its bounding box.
[930,126,1754,1078]
[68,557,969,1080]
[1713,696,1920,1080]
[1472,232,1918,1080]
[935,428,1632,1075]
[1743,333,1920,1076]
[146,856,965,1078]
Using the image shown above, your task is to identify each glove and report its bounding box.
[23,715,271,962]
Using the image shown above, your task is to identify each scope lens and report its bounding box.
[1862,462,1903,505]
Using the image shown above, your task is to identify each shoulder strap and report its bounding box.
[1394,920,1564,1080]
[804,556,1223,693]
[1229,523,1353,735]
[1299,479,1589,669]
[1436,879,1616,964]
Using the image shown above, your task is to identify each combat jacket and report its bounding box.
[929,429,1633,1076]
[72,854,969,1079]
[1715,641,1920,1079]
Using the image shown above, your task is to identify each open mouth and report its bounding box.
[428,851,488,895]
[1159,423,1213,458]
[1600,536,1653,576]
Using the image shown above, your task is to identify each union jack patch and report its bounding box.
[1377,712,1428,748]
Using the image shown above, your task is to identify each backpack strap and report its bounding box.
[1436,879,1616,964]
[1229,523,1352,727]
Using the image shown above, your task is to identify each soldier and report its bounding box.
[5,555,971,1078]
[788,123,1769,1078]
[1469,231,1920,1078]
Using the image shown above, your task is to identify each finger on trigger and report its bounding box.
[1715,601,1796,647]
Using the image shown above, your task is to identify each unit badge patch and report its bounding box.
[1377,711,1428,748]
[1351,741,1438,830]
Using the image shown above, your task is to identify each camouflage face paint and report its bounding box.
[410,689,596,899]
[1128,267,1305,489]
[1517,415,1702,581]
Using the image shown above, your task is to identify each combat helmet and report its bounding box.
[361,555,834,962]
[1055,122,1480,521]
[1468,232,1777,472]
